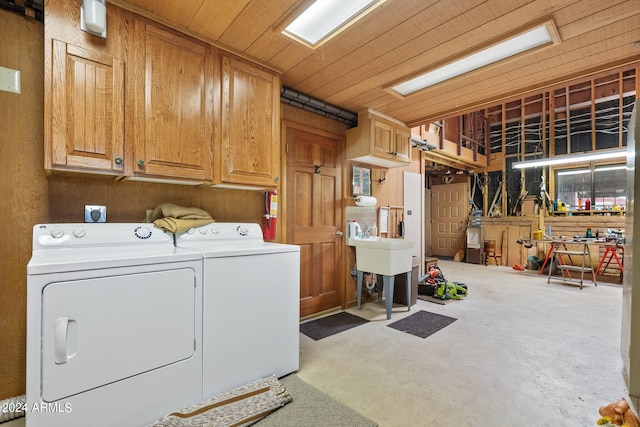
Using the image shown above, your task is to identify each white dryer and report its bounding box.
[26,223,203,427]
[174,223,300,398]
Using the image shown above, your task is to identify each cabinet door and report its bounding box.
[393,125,411,163]
[131,20,214,181]
[370,119,394,160]
[219,55,280,187]
[47,40,124,174]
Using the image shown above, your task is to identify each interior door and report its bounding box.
[431,182,468,257]
[285,123,343,318]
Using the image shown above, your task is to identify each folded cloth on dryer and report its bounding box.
[147,375,291,427]
[150,203,213,221]
[153,217,215,233]
[150,203,215,233]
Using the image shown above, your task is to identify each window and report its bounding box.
[555,163,626,210]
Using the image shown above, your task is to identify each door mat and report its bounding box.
[417,294,456,305]
[387,310,457,339]
[300,311,369,341]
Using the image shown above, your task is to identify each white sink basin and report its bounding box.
[348,237,412,249]
[350,237,414,276]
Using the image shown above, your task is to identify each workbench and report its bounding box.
[529,237,626,289]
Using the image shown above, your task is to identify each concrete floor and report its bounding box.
[6,260,630,426]
[296,260,630,427]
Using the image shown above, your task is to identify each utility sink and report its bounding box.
[349,237,414,276]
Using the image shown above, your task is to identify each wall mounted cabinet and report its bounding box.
[44,8,282,189]
[216,54,280,188]
[46,40,125,175]
[129,19,214,182]
[346,109,411,168]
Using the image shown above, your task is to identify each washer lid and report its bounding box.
[179,241,300,258]
[174,222,300,257]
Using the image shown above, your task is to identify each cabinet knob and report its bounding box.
[137,160,145,168]
[114,157,123,165]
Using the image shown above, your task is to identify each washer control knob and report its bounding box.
[210,227,219,234]
[237,225,249,236]
[51,229,64,239]
[134,226,152,239]
[73,229,86,238]
[199,227,208,234]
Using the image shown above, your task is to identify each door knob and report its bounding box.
[335,230,343,237]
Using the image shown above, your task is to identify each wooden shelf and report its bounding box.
[552,210,624,216]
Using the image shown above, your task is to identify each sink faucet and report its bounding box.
[363,225,377,238]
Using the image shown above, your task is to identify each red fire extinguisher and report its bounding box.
[262,190,278,240]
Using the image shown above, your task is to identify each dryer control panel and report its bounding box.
[32,223,171,249]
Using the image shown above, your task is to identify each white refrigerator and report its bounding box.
[623,99,640,406]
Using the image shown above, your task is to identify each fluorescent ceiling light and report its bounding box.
[391,22,557,96]
[512,150,627,169]
[283,0,384,48]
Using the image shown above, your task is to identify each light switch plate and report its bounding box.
[84,205,106,223]
[0,66,20,94]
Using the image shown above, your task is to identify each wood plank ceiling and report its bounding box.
[109,0,640,127]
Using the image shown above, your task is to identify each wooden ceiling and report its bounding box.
[109,0,640,127]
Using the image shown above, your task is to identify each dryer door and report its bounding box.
[41,268,196,402]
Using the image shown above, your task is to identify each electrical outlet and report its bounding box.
[84,205,106,223]
[0,66,20,94]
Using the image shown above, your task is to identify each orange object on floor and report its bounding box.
[512,263,525,271]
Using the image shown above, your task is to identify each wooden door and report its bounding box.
[285,124,343,318]
[219,55,280,187]
[431,182,468,257]
[130,20,214,181]
[48,40,124,174]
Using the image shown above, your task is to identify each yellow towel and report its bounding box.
[150,203,215,233]
[150,203,213,221]
[153,217,215,234]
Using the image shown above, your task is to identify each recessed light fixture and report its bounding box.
[389,19,560,96]
[283,0,386,48]
[512,149,626,169]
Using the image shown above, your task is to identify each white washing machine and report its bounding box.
[174,223,300,399]
[26,223,203,427]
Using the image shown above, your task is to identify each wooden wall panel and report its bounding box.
[0,10,47,400]
[46,175,263,224]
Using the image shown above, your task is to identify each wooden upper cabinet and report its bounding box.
[346,109,411,168]
[217,54,281,188]
[392,125,411,163]
[129,19,214,182]
[46,39,125,175]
